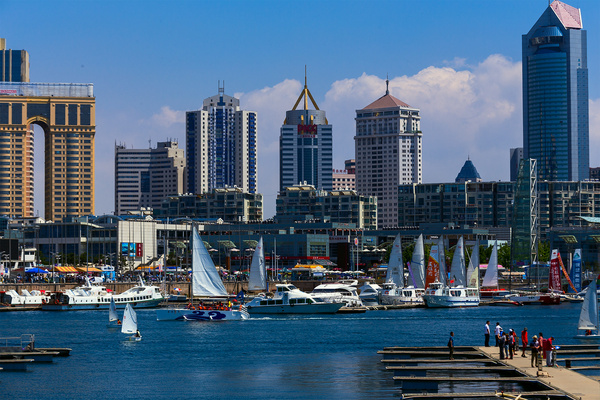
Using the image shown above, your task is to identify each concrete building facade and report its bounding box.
[186,84,257,195]
[355,80,422,229]
[114,141,186,215]
[279,75,332,192]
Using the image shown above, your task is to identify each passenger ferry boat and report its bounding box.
[245,284,344,314]
[422,282,480,308]
[42,277,164,310]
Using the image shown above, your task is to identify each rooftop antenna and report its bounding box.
[149,139,152,149]
[285,65,328,124]
[386,73,390,95]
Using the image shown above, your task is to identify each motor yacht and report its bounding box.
[245,283,344,314]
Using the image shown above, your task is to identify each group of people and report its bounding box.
[485,320,556,367]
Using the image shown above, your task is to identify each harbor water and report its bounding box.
[0,302,591,399]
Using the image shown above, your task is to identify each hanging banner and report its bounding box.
[548,249,562,292]
[425,245,440,288]
[569,249,582,293]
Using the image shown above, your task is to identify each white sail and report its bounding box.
[481,241,498,288]
[438,236,446,286]
[449,237,466,287]
[109,297,118,322]
[466,240,480,288]
[121,303,137,334]
[578,279,599,331]
[411,234,425,288]
[248,237,267,291]
[191,227,228,297]
[386,234,404,287]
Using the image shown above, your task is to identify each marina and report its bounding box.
[2,301,599,399]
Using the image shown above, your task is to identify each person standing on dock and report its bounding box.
[538,333,545,359]
[521,327,528,357]
[484,321,490,347]
[544,336,555,367]
[494,322,502,347]
[498,332,506,359]
[530,335,539,367]
[448,331,454,360]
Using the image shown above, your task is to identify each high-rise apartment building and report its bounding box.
[355,80,422,228]
[522,0,589,181]
[186,84,257,195]
[332,159,355,191]
[0,39,30,83]
[115,141,185,215]
[0,39,95,221]
[509,147,524,182]
[279,75,332,192]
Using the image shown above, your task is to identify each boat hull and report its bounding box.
[246,302,343,314]
[422,294,480,308]
[42,299,163,311]
[156,308,249,321]
[506,294,560,305]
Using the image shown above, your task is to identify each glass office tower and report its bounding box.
[522,1,589,181]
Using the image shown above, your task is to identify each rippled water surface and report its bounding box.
[0,302,590,399]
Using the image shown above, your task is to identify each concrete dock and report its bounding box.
[379,345,600,400]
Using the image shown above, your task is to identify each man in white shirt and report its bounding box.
[485,321,490,347]
[494,322,502,347]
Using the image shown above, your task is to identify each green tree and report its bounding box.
[538,241,551,263]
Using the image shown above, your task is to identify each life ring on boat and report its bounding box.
[54,299,59,305]
[384,291,389,295]
[42,299,47,304]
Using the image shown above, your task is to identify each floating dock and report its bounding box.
[378,345,600,400]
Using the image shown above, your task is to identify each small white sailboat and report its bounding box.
[247,237,267,292]
[379,234,424,305]
[575,276,600,339]
[122,303,141,341]
[108,297,119,327]
[422,237,479,308]
[156,226,249,321]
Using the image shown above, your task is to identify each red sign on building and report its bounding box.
[298,124,317,137]
[136,243,143,257]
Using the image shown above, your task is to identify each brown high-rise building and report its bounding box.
[0,39,95,221]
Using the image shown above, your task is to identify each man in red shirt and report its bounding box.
[543,336,554,366]
[521,327,528,357]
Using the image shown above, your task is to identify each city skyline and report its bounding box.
[2,0,598,219]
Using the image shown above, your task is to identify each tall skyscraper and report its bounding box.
[279,74,332,192]
[0,39,95,221]
[355,79,422,228]
[186,84,257,195]
[0,38,30,83]
[114,141,185,215]
[522,0,589,181]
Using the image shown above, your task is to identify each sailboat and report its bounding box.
[379,234,425,305]
[247,237,267,292]
[108,297,119,327]
[156,227,249,321]
[422,237,479,308]
[575,275,600,339]
[122,303,141,341]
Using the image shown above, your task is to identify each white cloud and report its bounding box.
[146,106,185,128]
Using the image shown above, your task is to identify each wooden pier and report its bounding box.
[0,334,72,373]
[378,345,600,400]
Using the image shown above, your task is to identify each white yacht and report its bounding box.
[310,282,363,307]
[245,283,344,314]
[422,282,480,307]
[42,277,164,310]
[422,237,480,308]
[1,289,50,306]
[379,283,425,305]
[358,282,381,306]
[379,234,426,305]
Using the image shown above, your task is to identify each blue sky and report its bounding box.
[2,0,599,218]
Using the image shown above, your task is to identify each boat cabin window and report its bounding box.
[275,300,283,305]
